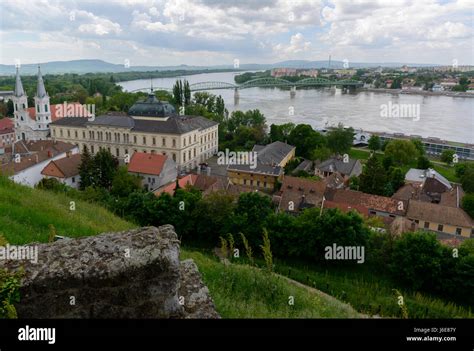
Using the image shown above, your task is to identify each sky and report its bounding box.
[0,0,473,67]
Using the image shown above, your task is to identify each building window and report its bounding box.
[143,136,146,145]
[257,181,260,187]
[189,136,191,144]
[424,221,429,229]
[91,145,95,153]
[75,131,78,138]
[183,138,186,147]
[455,228,462,235]
[244,179,247,185]
[437,224,444,232]
[162,138,165,146]
[172,153,176,161]
[45,104,48,112]
[173,139,176,147]
[264,182,267,188]
[37,105,39,113]
[188,150,191,159]
[60,129,63,137]
[53,129,56,136]
[184,153,186,162]
[116,148,120,157]
[83,131,86,139]
[71,177,75,183]
[414,219,419,224]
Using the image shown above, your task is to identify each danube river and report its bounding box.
[118,71,473,144]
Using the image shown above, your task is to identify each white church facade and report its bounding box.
[13,66,52,141]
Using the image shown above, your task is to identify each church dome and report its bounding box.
[128,94,176,118]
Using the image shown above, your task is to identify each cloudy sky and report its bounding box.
[0,0,472,66]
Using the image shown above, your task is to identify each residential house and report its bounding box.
[0,140,79,187]
[324,188,407,223]
[275,176,327,213]
[0,118,15,146]
[315,157,362,181]
[227,141,296,191]
[406,200,473,238]
[41,153,81,188]
[127,152,177,191]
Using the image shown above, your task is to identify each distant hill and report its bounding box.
[0,59,440,75]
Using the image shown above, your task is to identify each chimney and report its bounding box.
[66,151,71,158]
[47,150,52,158]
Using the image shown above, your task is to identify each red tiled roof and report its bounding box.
[41,154,81,178]
[324,200,369,216]
[128,152,168,176]
[278,176,327,212]
[154,174,198,196]
[0,118,14,134]
[325,188,407,215]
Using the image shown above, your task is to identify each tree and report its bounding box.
[461,194,474,219]
[110,166,142,197]
[417,155,431,170]
[368,135,381,151]
[389,232,444,291]
[349,176,360,191]
[411,139,425,156]
[92,149,119,189]
[440,149,456,165]
[79,146,94,190]
[359,155,387,195]
[288,124,326,159]
[388,167,405,193]
[310,146,332,162]
[326,124,354,155]
[461,166,474,193]
[269,123,295,142]
[384,139,418,165]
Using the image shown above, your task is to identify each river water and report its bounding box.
[118,71,473,144]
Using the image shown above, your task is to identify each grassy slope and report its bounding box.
[0,177,135,244]
[181,249,363,318]
[0,177,362,318]
[273,259,472,318]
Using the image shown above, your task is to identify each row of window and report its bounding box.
[410,219,464,235]
[243,179,267,187]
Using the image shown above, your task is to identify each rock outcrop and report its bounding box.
[0,225,219,318]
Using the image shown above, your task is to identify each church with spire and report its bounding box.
[13,66,52,141]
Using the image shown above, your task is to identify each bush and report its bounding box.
[389,232,444,291]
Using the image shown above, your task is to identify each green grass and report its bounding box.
[273,259,472,318]
[180,249,364,318]
[0,176,135,244]
[431,163,459,183]
[349,148,372,161]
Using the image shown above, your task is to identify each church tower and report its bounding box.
[13,67,30,141]
[33,65,51,136]
[14,66,51,141]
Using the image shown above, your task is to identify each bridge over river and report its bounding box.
[129,77,364,99]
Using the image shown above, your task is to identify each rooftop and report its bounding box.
[128,152,169,176]
[407,200,473,228]
[41,153,81,178]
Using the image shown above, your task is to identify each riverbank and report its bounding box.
[362,88,474,98]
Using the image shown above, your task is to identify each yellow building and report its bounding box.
[50,94,218,171]
[406,200,473,238]
[227,141,295,191]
